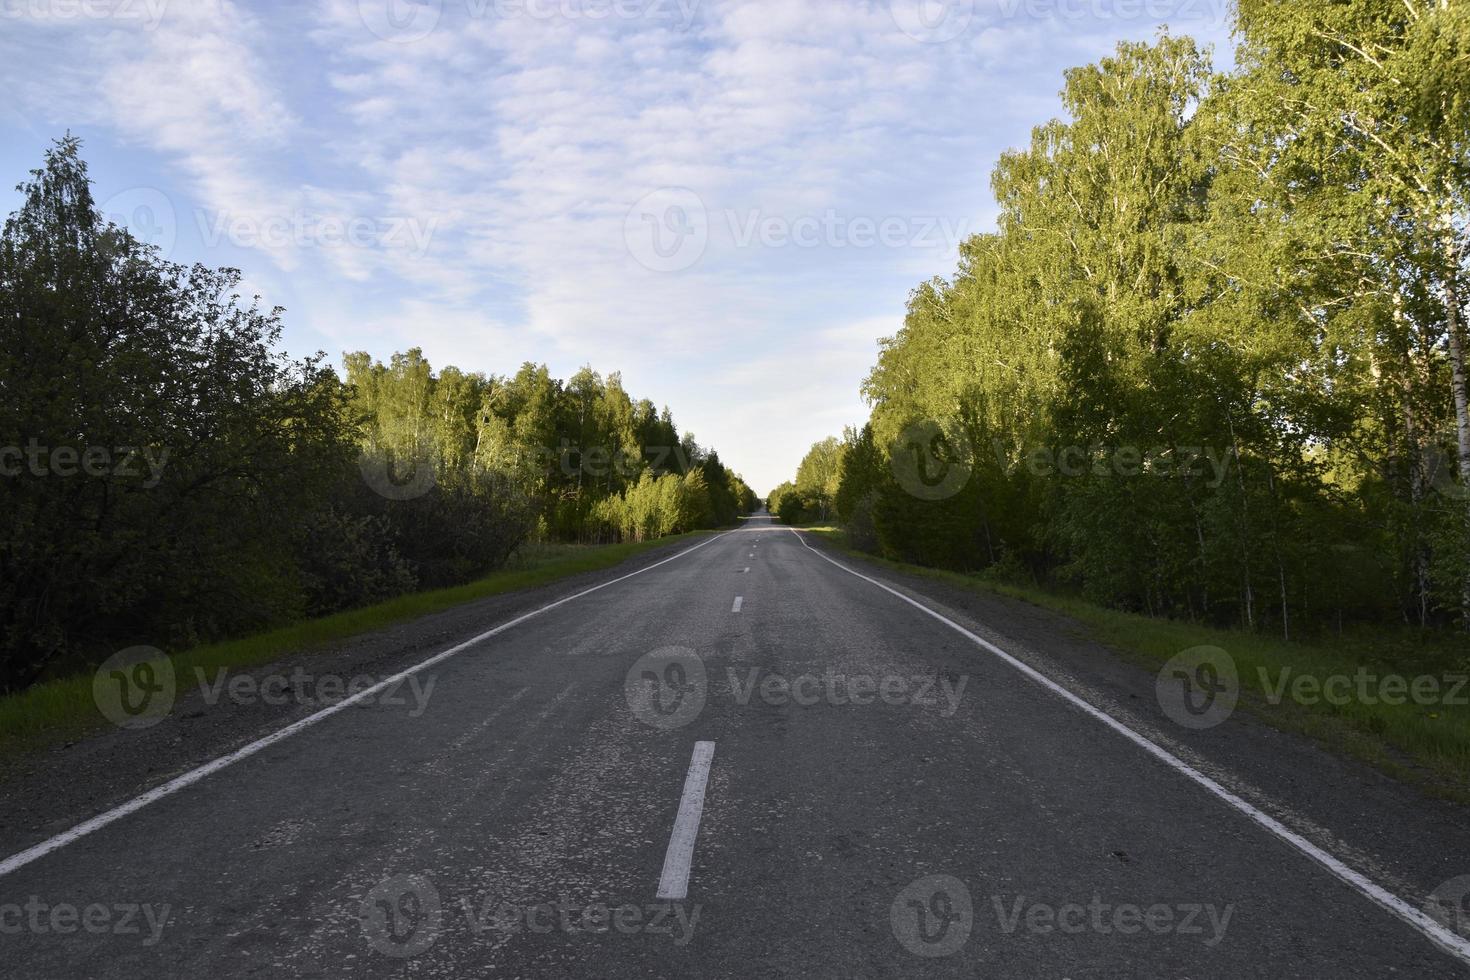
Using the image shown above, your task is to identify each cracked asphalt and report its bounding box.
[3,515,1469,977]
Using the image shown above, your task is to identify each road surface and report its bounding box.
[2,516,1469,977]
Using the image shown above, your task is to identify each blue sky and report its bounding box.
[0,0,1232,494]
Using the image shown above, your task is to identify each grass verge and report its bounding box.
[0,531,710,749]
[804,527,1470,803]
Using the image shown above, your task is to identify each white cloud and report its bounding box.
[0,0,1234,492]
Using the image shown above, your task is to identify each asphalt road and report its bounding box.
[3,515,1469,977]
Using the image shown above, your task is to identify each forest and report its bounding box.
[0,139,756,693]
[773,1,1470,639]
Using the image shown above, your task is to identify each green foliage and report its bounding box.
[0,138,751,693]
[342,351,756,545]
[0,138,361,689]
[834,424,884,550]
[772,437,847,523]
[833,425,882,524]
[343,349,757,543]
[591,470,719,541]
[792,21,1470,639]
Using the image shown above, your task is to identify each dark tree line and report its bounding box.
[0,139,755,693]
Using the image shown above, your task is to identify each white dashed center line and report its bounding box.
[656,741,716,900]
[731,596,743,613]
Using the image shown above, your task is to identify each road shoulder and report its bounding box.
[0,532,721,858]
[792,528,1470,934]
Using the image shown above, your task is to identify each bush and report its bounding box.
[294,507,417,617]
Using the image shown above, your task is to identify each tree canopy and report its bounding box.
[778,11,1470,638]
[0,138,755,692]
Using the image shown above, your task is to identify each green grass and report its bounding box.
[805,527,1470,802]
[0,531,710,749]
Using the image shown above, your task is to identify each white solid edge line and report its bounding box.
[0,529,738,880]
[656,741,716,900]
[732,596,743,613]
[788,528,1470,966]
